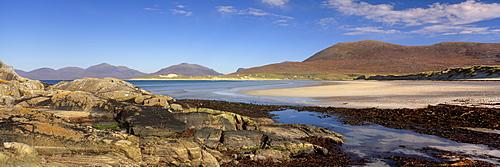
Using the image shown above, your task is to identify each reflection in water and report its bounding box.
[271,109,500,166]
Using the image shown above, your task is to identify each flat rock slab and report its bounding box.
[44,110,90,118]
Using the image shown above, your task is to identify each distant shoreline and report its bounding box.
[127,78,283,81]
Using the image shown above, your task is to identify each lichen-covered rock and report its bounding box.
[143,95,172,108]
[0,107,141,165]
[194,127,223,149]
[257,123,347,144]
[0,94,15,106]
[254,149,288,162]
[174,112,239,131]
[222,130,266,150]
[113,139,142,162]
[0,142,41,167]
[50,77,150,96]
[0,61,27,81]
[50,90,111,115]
[142,139,220,167]
[119,106,186,137]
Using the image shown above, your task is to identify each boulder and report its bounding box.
[0,61,27,81]
[257,123,347,144]
[194,127,223,149]
[174,112,239,131]
[254,149,288,162]
[50,77,150,96]
[120,106,186,137]
[50,90,111,114]
[142,139,220,167]
[222,130,266,150]
[0,142,41,167]
[143,95,172,108]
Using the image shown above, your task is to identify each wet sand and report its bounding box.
[242,80,500,108]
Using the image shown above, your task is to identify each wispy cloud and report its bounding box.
[171,9,193,16]
[317,17,336,26]
[144,4,193,16]
[273,19,290,26]
[216,6,238,14]
[410,25,490,35]
[216,6,294,25]
[171,4,192,16]
[342,26,401,35]
[143,8,159,11]
[261,0,290,7]
[323,0,500,35]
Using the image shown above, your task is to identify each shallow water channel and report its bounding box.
[271,109,500,166]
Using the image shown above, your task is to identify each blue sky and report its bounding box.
[1,0,500,74]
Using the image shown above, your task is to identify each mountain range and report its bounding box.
[16,63,223,80]
[234,40,500,75]
[15,40,500,80]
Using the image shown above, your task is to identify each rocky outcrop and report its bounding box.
[0,61,47,107]
[0,61,347,166]
[360,66,500,80]
[0,142,41,167]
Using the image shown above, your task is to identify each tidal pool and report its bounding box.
[271,109,500,166]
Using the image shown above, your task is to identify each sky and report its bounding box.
[1,0,500,74]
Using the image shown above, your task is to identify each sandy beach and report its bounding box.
[242,80,500,108]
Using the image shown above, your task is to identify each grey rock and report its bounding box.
[194,127,223,149]
[254,149,288,162]
[142,139,220,167]
[222,130,266,150]
[0,142,41,167]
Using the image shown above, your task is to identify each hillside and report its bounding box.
[235,40,500,75]
[152,63,223,76]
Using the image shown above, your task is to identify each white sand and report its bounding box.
[242,80,500,108]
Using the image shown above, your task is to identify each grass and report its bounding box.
[91,123,120,130]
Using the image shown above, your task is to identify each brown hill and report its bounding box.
[235,40,500,75]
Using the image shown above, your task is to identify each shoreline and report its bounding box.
[240,80,500,109]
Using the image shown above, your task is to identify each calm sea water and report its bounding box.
[127,80,321,106]
[42,79,500,165]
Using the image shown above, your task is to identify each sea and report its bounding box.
[42,80,500,166]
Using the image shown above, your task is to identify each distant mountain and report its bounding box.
[236,68,247,72]
[152,63,223,76]
[16,63,147,80]
[16,63,224,80]
[234,40,500,75]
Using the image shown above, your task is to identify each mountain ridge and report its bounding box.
[152,63,223,76]
[235,40,500,75]
[15,63,222,80]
